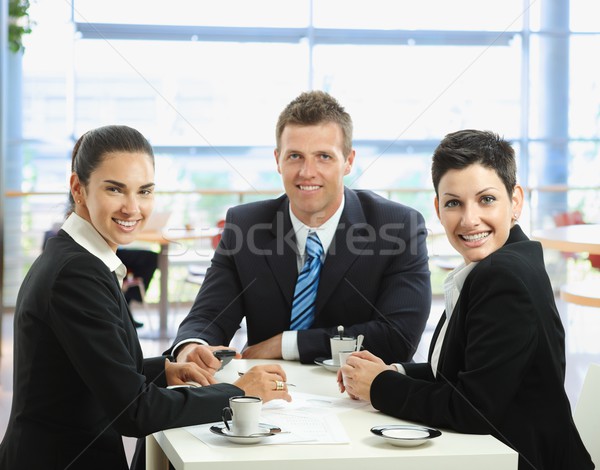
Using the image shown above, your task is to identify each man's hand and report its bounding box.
[164,359,218,387]
[242,334,283,359]
[176,343,241,375]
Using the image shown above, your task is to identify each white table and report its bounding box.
[532,224,600,255]
[532,224,600,308]
[147,359,518,470]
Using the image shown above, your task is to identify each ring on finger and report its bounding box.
[274,380,284,391]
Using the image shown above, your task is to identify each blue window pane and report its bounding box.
[313,41,522,140]
[314,0,524,31]
[570,0,600,32]
[72,40,308,145]
[570,36,600,139]
[73,0,309,27]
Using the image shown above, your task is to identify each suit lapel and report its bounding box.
[429,313,447,360]
[434,295,465,376]
[264,198,299,308]
[316,188,370,314]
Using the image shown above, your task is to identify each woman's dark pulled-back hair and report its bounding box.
[68,125,154,212]
[431,129,517,197]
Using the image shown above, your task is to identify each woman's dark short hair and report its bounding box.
[431,129,517,197]
[68,125,154,212]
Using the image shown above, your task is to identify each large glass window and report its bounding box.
[6,0,599,306]
[16,0,598,231]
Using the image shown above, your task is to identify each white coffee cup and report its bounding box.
[222,396,262,436]
[338,350,355,386]
[330,336,357,366]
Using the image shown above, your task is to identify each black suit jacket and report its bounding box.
[370,225,593,470]
[0,231,242,470]
[174,188,431,363]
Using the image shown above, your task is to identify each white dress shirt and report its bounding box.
[281,196,345,360]
[61,212,127,285]
[393,260,477,376]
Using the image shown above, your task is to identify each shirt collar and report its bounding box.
[443,261,478,319]
[61,212,127,284]
[289,195,345,258]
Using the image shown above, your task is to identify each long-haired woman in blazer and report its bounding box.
[337,130,593,470]
[0,125,291,469]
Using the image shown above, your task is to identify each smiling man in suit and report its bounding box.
[170,91,431,369]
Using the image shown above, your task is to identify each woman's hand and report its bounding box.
[234,364,292,403]
[338,350,395,402]
[175,343,242,375]
[164,359,218,387]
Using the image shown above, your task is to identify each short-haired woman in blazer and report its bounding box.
[0,125,291,469]
[337,130,593,470]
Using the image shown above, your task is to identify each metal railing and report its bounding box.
[3,185,600,309]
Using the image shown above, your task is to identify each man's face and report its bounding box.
[275,122,354,226]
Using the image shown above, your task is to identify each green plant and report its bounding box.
[8,0,32,53]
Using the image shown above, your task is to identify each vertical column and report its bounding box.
[536,0,570,227]
[4,49,24,307]
[1,0,8,349]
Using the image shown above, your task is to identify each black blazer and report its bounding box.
[370,225,593,470]
[0,231,242,470]
[174,188,431,364]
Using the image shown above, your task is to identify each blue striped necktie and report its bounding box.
[290,232,324,330]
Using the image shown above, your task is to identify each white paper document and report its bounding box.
[186,392,366,446]
[264,391,371,414]
[261,409,348,444]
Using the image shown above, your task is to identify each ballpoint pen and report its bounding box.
[237,371,296,387]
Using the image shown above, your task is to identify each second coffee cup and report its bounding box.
[330,336,357,366]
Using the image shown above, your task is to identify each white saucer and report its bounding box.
[314,357,340,372]
[370,425,441,447]
[209,423,281,444]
